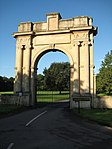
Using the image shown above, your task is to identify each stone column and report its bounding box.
[70,65,74,96]
[89,34,94,96]
[83,41,90,93]
[93,74,96,96]
[31,67,37,106]
[24,45,31,92]
[73,41,80,94]
[89,40,94,107]
[14,45,23,93]
[20,44,32,106]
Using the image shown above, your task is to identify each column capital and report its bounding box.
[73,41,81,46]
[25,44,32,49]
[16,44,25,50]
[82,41,89,46]
[82,41,92,46]
[16,44,25,49]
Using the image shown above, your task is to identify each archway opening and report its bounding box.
[34,49,70,105]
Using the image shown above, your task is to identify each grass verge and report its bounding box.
[97,93,112,96]
[0,104,29,119]
[73,108,112,127]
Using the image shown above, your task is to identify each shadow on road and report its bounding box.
[36,100,70,108]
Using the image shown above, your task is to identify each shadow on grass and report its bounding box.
[0,104,33,119]
[72,108,112,127]
[0,100,70,118]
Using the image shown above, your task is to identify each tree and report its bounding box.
[0,76,4,91]
[37,74,44,90]
[43,62,70,93]
[0,76,14,91]
[96,50,112,94]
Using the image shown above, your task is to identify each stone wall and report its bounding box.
[0,94,30,106]
[94,96,112,108]
[0,94,112,108]
[71,100,91,109]
[71,96,112,109]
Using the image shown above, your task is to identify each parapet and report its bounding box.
[14,12,97,36]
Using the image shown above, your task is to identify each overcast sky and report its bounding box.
[0,0,112,77]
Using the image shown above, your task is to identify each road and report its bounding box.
[0,102,112,149]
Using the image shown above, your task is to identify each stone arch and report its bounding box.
[32,46,74,69]
[13,12,97,108]
[30,46,74,105]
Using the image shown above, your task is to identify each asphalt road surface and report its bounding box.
[0,102,112,149]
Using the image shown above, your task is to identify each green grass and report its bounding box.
[0,91,14,94]
[97,93,112,96]
[0,91,70,118]
[37,91,70,102]
[0,104,29,118]
[0,104,20,114]
[0,91,70,102]
[73,109,112,127]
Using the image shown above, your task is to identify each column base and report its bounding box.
[14,91,31,106]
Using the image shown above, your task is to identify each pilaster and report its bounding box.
[83,41,90,94]
[89,33,94,94]
[22,44,32,93]
[14,45,24,93]
[73,41,81,94]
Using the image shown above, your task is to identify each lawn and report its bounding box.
[0,91,70,102]
[0,91,112,127]
[0,91,70,117]
[73,109,112,127]
[97,93,112,96]
[0,91,14,94]
[37,91,70,102]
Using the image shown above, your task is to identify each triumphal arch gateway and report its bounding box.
[13,12,97,108]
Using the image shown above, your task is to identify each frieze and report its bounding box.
[74,33,88,40]
[33,34,70,45]
[17,38,31,44]
[73,41,81,46]
[16,38,32,49]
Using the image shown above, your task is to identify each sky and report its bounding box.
[0,0,112,77]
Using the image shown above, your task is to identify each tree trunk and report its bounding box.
[60,90,61,94]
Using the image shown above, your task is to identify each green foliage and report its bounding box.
[37,74,45,90]
[37,62,70,92]
[43,62,70,92]
[0,76,14,92]
[96,50,112,95]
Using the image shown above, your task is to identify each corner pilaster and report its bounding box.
[73,41,81,94]
[82,41,90,94]
[14,45,24,93]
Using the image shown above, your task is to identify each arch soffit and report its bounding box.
[32,46,74,69]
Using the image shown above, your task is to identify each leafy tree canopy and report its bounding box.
[96,50,112,95]
[0,76,14,91]
[37,62,70,92]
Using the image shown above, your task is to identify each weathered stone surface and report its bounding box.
[94,96,112,108]
[13,12,97,108]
